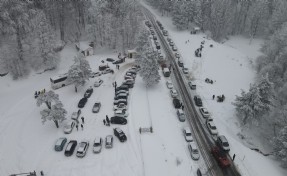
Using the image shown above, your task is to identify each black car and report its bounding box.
[106,58,115,62]
[78,97,88,108]
[173,98,181,109]
[64,140,77,156]
[84,87,93,98]
[114,128,127,142]
[116,85,129,92]
[194,95,203,107]
[110,116,127,125]
[113,59,124,64]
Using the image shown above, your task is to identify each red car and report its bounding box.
[211,146,231,168]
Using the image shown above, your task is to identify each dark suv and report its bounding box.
[194,95,202,107]
[64,140,77,156]
[114,128,127,142]
[84,87,93,98]
[173,98,181,109]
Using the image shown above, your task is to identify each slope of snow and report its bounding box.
[142,2,287,176]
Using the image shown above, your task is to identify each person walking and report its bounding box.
[103,119,106,126]
[212,95,215,100]
[115,81,117,88]
[182,105,184,110]
[76,124,78,131]
[81,124,83,130]
[34,91,38,99]
[106,115,110,126]
[81,117,84,124]
[232,154,236,161]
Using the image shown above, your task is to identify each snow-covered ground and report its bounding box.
[1,2,287,176]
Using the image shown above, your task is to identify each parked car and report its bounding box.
[113,59,124,64]
[71,109,81,121]
[124,75,134,80]
[188,142,200,160]
[115,90,129,96]
[166,80,173,89]
[114,109,129,118]
[176,109,186,122]
[90,71,101,78]
[183,128,193,142]
[211,146,231,168]
[172,46,178,51]
[94,79,103,87]
[173,98,181,109]
[199,107,210,118]
[207,121,218,135]
[114,103,128,111]
[183,67,189,74]
[92,101,101,113]
[114,95,128,101]
[105,135,113,148]
[175,52,180,58]
[63,120,75,134]
[55,137,67,151]
[64,140,77,156]
[110,116,127,125]
[153,35,157,40]
[106,58,115,62]
[167,37,172,42]
[217,135,230,151]
[102,68,114,74]
[116,85,129,92]
[84,87,93,98]
[159,54,164,60]
[194,95,202,107]
[188,81,196,90]
[78,97,88,108]
[169,41,174,46]
[99,64,109,71]
[170,89,178,98]
[114,128,127,142]
[76,140,89,157]
[114,99,128,105]
[178,60,184,67]
[93,137,102,153]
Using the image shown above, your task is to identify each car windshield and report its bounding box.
[193,149,199,154]
[186,132,191,136]
[94,143,100,147]
[80,143,86,148]
[211,125,217,130]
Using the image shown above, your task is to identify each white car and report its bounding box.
[105,135,113,148]
[114,109,129,118]
[183,127,193,142]
[207,121,218,135]
[172,46,178,51]
[113,103,128,111]
[199,107,210,118]
[188,142,200,160]
[76,140,89,157]
[176,109,186,122]
[63,120,75,134]
[175,52,180,58]
[182,67,189,74]
[93,137,102,153]
[170,89,178,98]
[94,79,103,87]
[166,80,173,89]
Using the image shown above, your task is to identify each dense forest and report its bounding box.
[147,0,287,167]
[0,0,143,79]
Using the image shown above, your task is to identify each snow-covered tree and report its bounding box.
[273,125,287,168]
[172,3,188,30]
[40,102,67,128]
[137,48,160,87]
[135,27,150,56]
[233,74,274,126]
[268,0,287,34]
[36,90,59,109]
[67,54,92,92]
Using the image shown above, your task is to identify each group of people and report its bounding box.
[195,41,205,57]
[34,89,46,98]
[103,115,110,126]
[212,94,225,102]
[205,78,214,84]
[75,116,85,131]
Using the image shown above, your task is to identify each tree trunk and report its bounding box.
[53,120,59,128]
[45,101,51,109]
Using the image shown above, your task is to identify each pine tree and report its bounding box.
[135,27,150,57]
[172,3,188,30]
[40,102,67,128]
[67,53,92,92]
[36,90,59,109]
[138,48,161,87]
[273,125,287,168]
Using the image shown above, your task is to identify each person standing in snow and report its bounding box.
[81,117,84,124]
[81,124,83,130]
[212,95,215,100]
[106,115,110,126]
[76,124,78,131]
[103,119,106,126]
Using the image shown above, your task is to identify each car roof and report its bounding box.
[56,138,66,145]
[218,135,228,142]
[208,121,216,126]
[189,142,197,149]
[94,137,101,143]
[106,135,112,142]
[115,128,123,133]
[184,127,191,134]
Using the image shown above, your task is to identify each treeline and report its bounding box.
[0,0,143,79]
[147,0,287,41]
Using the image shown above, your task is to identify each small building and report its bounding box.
[75,42,93,57]
[127,49,137,58]
[191,26,201,34]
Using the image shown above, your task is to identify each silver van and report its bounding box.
[188,142,200,160]
[217,135,230,151]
